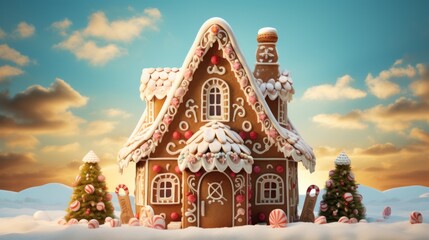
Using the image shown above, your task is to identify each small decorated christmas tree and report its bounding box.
[318,152,366,222]
[65,150,114,224]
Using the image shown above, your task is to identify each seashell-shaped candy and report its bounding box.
[160,71,168,80]
[410,211,423,224]
[275,82,282,90]
[143,215,166,229]
[269,209,288,228]
[151,71,159,80]
[279,75,287,83]
[284,82,292,91]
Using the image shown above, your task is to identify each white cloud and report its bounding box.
[14,22,35,38]
[54,8,160,66]
[302,75,366,100]
[0,65,24,81]
[55,31,125,66]
[312,111,367,130]
[0,44,30,66]
[366,61,417,99]
[41,142,80,153]
[85,120,117,136]
[104,108,131,118]
[0,28,5,39]
[83,9,161,42]
[51,18,72,36]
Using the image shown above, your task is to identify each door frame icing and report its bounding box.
[197,171,235,227]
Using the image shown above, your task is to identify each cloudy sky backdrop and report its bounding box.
[1,0,428,193]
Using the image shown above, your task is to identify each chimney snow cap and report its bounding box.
[257,27,278,43]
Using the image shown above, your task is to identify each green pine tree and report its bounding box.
[65,150,114,224]
[318,152,366,222]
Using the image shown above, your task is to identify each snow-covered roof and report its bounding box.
[335,152,351,165]
[255,70,294,101]
[140,67,180,100]
[178,121,253,173]
[83,150,100,163]
[118,17,315,173]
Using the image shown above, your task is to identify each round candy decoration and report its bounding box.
[275,165,284,173]
[326,180,334,188]
[258,212,266,222]
[105,216,113,224]
[152,165,162,173]
[329,170,335,177]
[128,217,140,226]
[172,131,181,140]
[88,219,99,229]
[359,219,368,223]
[249,131,258,140]
[338,216,350,223]
[253,165,261,174]
[314,216,327,224]
[383,206,391,219]
[69,200,81,212]
[109,219,121,227]
[96,202,105,211]
[211,55,220,65]
[85,184,95,194]
[143,215,166,229]
[67,218,78,225]
[184,130,193,140]
[97,175,105,182]
[349,218,358,224]
[238,131,247,140]
[343,192,353,202]
[187,193,197,203]
[409,211,423,224]
[235,194,245,203]
[269,209,288,228]
[79,219,88,224]
[347,172,355,181]
[105,193,112,201]
[170,212,180,221]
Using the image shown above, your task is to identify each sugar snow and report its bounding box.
[0,183,427,240]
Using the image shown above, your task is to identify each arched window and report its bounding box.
[151,173,180,204]
[255,174,284,205]
[201,78,229,121]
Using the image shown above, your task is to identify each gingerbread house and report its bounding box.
[118,17,315,228]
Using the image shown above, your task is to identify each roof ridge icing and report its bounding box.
[118,17,315,172]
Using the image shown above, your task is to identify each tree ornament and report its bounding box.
[97,175,105,182]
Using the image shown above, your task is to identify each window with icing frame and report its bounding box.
[201,78,230,121]
[255,174,284,205]
[151,173,180,204]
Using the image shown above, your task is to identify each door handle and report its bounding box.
[201,200,205,217]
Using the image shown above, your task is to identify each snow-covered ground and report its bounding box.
[0,183,428,240]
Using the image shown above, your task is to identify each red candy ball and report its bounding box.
[172,131,181,140]
[239,131,247,140]
[184,130,193,140]
[174,165,181,174]
[152,165,162,173]
[211,55,220,65]
[258,212,266,221]
[230,172,236,178]
[249,131,258,140]
[253,165,261,174]
[170,212,180,221]
[236,194,245,203]
[276,165,284,173]
[187,194,196,203]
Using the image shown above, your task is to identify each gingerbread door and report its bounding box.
[198,171,233,228]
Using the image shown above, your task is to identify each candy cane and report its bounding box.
[306,185,320,196]
[115,184,129,195]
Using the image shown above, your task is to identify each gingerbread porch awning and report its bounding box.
[178,121,254,174]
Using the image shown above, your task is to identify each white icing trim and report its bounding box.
[185,99,198,123]
[252,137,272,154]
[242,121,252,132]
[201,78,230,122]
[150,173,180,205]
[255,173,284,205]
[165,140,186,156]
[179,121,189,131]
[207,65,226,75]
[232,97,245,122]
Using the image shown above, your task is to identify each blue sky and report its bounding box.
[0,0,428,192]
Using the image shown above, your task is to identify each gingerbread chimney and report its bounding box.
[253,27,280,82]
[253,27,295,129]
